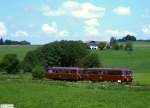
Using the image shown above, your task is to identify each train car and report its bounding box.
[46,67,133,82]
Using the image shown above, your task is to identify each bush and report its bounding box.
[98,42,107,50]
[23,40,88,72]
[0,54,20,74]
[125,41,133,51]
[119,44,124,50]
[79,52,102,68]
[22,50,44,72]
[32,65,45,79]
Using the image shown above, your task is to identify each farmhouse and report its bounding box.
[83,41,108,50]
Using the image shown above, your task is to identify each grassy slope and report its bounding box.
[0,80,150,108]
[0,44,150,108]
[0,45,40,60]
[0,43,150,84]
[98,46,150,84]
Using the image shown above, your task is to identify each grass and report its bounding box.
[0,79,150,108]
[0,43,150,108]
[0,45,40,60]
[0,42,150,84]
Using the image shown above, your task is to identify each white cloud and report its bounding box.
[106,29,135,36]
[142,25,150,34]
[62,1,80,10]
[84,18,100,36]
[42,23,57,35]
[59,30,69,37]
[113,6,131,15]
[42,1,105,19]
[85,18,100,27]
[85,26,99,36]
[0,22,7,36]
[42,1,105,36]
[15,30,29,37]
[42,22,69,37]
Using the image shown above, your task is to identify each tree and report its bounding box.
[3,39,31,45]
[79,52,102,68]
[20,41,30,45]
[110,37,120,50]
[119,44,124,50]
[22,49,44,72]
[124,41,133,51]
[98,42,107,50]
[110,37,116,47]
[123,35,136,41]
[118,35,136,42]
[32,65,45,79]
[23,40,88,72]
[0,37,3,45]
[1,54,20,74]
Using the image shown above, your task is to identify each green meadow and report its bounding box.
[0,42,150,84]
[0,79,150,108]
[0,42,150,108]
[0,45,39,61]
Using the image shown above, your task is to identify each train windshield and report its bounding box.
[124,71,132,76]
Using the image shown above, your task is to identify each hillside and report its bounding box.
[0,42,150,84]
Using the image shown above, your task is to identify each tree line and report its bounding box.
[0,37,30,45]
[98,35,134,51]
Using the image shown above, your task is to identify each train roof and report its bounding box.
[47,67,131,71]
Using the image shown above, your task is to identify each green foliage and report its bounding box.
[110,37,120,50]
[2,38,31,45]
[98,42,107,50]
[122,35,136,41]
[22,49,44,72]
[125,41,133,51]
[112,42,120,50]
[80,52,102,68]
[0,54,20,74]
[119,44,124,50]
[23,40,88,72]
[32,65,45,79]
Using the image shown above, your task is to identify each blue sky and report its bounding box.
[0,0,150,44]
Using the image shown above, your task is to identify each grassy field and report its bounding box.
[0,43,150,84]
[0,43,150,108]
[0,79,150,108]
[0,45,39,60]
[98,47,150,84]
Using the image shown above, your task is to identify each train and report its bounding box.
[46,67,133,82]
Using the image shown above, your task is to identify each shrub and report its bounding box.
[1,54,20,74]
[23,40,88,72]
[22,50,44,72]
[98,42,107,50]
[112,42,120,50]
[79,52,102,68]
[32,65,45,79]
[119,44,124,50]
[125,41,133,51]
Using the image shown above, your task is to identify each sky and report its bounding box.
[0,0,150,44]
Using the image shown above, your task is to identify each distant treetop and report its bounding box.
[0,37,31,45]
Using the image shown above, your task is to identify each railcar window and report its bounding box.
[48,70,53,73]
[99,71,108,75]
[70,70,77,74]
[78,70,84,74]
[124,71,131,75]
[51,69,77,74]
[107,71,122,75]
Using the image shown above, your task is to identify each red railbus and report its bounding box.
[46,67,133,82]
